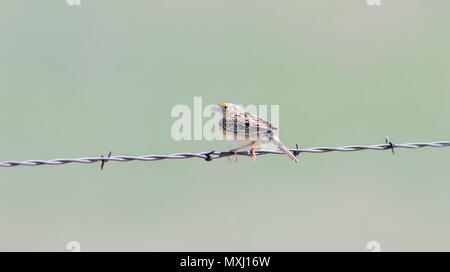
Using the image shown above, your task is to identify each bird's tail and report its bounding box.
[270,135,298,163]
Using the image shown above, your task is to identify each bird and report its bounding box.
[211,102,298,163]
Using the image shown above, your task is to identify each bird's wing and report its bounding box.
[222,111,277,135]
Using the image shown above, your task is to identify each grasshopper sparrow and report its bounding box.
[212,102,298,163]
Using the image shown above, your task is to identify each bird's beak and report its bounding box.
[210,105,221,112]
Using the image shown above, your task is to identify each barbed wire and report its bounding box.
[0,138,448,168]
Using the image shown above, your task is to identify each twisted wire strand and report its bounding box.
[0,140,448,168]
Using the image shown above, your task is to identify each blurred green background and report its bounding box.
[0,0,449,251]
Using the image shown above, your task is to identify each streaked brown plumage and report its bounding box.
[212,102,298,163]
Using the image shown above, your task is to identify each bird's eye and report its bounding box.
[223,105,228,110]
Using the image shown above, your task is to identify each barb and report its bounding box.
[0,140,448,168]
[100,151,112,170]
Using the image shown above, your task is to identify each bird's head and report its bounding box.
[211,102,241,115]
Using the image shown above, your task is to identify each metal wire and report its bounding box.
[0,138,448,168]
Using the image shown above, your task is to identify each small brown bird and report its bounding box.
[212,102,298,163]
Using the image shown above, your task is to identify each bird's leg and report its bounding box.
[249,145,260,161]
[229,142,255,162]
